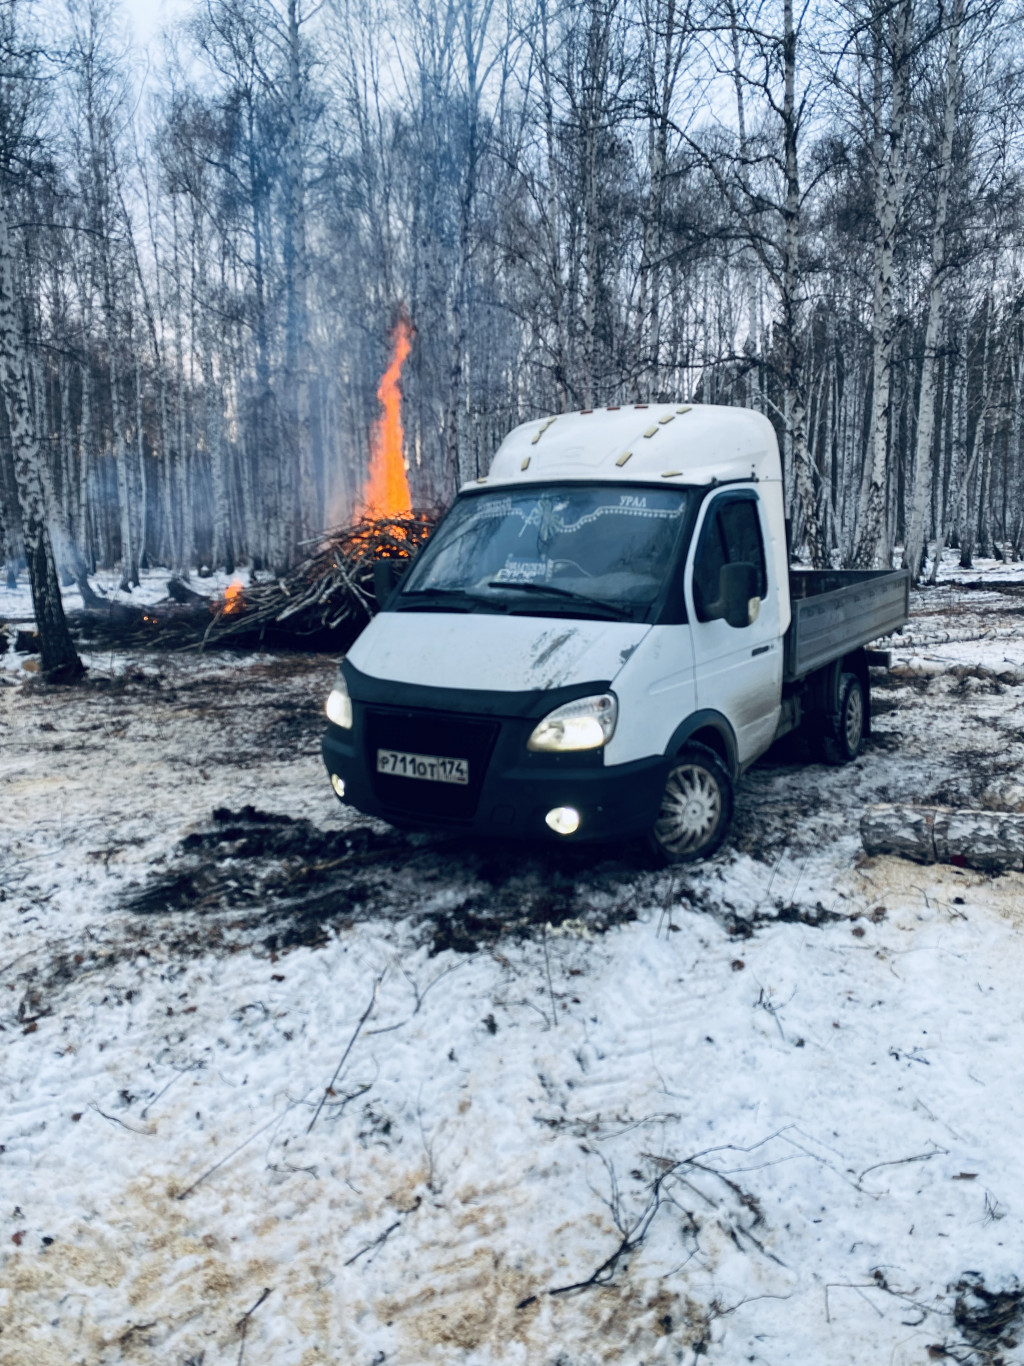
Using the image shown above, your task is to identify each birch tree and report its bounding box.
[0,204,83,680]
[850,0,914,569]
[903,0,963,581]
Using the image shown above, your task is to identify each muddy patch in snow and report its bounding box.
[118,803,646,960]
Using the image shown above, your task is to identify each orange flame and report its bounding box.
[359,316,413,518]
[223,578,244,615]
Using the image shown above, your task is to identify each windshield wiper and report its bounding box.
[485,580,632,620]
[396,587,485,611]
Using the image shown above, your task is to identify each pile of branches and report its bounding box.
[206,512,438,646]
[70,513,440,652]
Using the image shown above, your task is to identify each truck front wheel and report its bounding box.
[820,671,865,765]
[648,742,734,864]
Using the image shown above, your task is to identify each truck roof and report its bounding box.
[469,403,782,492]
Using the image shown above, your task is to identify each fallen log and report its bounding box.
[860,803,1024,872]
[167,577,208,605]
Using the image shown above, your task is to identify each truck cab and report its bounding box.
[322,404,908,861]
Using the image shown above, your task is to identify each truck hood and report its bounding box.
[347,611,651,693]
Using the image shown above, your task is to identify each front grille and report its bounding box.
[365,707,500,821]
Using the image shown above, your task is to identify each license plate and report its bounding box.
[376,749,469,785]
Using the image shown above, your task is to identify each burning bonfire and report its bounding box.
[73,311,437,653]
[190,312,434,648]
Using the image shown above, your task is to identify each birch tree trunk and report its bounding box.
[197,225,233,572]
[579,16,602,410]
[78,362,94,570]
[780,0,824,567]
[284,0,313,546]
[957,287,995,568]
[904,0,961,582]
[727,0,759,385]
[854,0,913,569]
[444,0,495,495]
[0,206,83,681]
[101,279,137,588]
[135,355,148,569]
[539,0,569,411]
[639,0,685,398]
[929,334,967,581]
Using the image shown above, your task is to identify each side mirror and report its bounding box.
[710,561,759,628]
[372,556,413,607]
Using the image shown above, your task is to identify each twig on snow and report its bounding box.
[826,1268,934,1329]
[140,1062,202,1119]
[656,873,679,938]
[857,1144,948,1191]
[89,1102,153,1136]
[754,986,791,1042]
[0,951,32,979]
[825,1282,885,1324]
[236,1287,272,1366]
[306,975,382,1134]
[765,849,786,901]
[547,1168,667,1296]
[542,923,558,1027]
[176,1096,310,1200]
[365,962,459,1037]
[344,1219,402,1267]
[546,1132,810,1298]
[984,1189,1006,1222]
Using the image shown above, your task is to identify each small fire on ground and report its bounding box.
[358,315,413,520]
[222,578,244,615]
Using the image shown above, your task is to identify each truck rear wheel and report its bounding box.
[820,671,865,766]
[648,742,733,864]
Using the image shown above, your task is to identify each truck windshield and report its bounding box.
[399,485,691,620]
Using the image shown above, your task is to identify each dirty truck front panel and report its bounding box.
[322,660,668,843]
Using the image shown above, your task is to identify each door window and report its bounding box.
[693,495,768,623]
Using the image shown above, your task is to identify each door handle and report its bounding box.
[751,644,771,657]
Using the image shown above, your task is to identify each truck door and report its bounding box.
[686,489,782,768]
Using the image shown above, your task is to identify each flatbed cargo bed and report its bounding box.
[784,568,909,681]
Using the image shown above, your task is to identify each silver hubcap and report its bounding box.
[844,684,864,753]
[654,763,722,855]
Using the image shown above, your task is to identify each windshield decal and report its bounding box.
[511,498,683,540]
[492,558,551,583]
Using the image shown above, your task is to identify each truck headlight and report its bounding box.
[527,693,617,752]
[325,676,353,729]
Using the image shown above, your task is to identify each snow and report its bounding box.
[0,563,251,621]
[3,558,1024,1362]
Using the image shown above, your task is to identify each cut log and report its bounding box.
[861,803,1024,872]
[167,577,207,605]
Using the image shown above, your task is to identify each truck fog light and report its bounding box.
[545,806,580,836]
[330,774,346,798]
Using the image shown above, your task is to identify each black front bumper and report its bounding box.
[321,705,668,844]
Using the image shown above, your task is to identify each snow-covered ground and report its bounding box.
[0,563,250,623]
[3,559,1024,1364]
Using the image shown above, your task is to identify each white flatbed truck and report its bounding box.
[322,404,908,861]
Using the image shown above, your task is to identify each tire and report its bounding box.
[647,741,734,864]
[820,671,865,766]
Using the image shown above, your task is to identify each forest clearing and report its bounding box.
[4,0,1024,1361]
[3,559,1024,1365]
